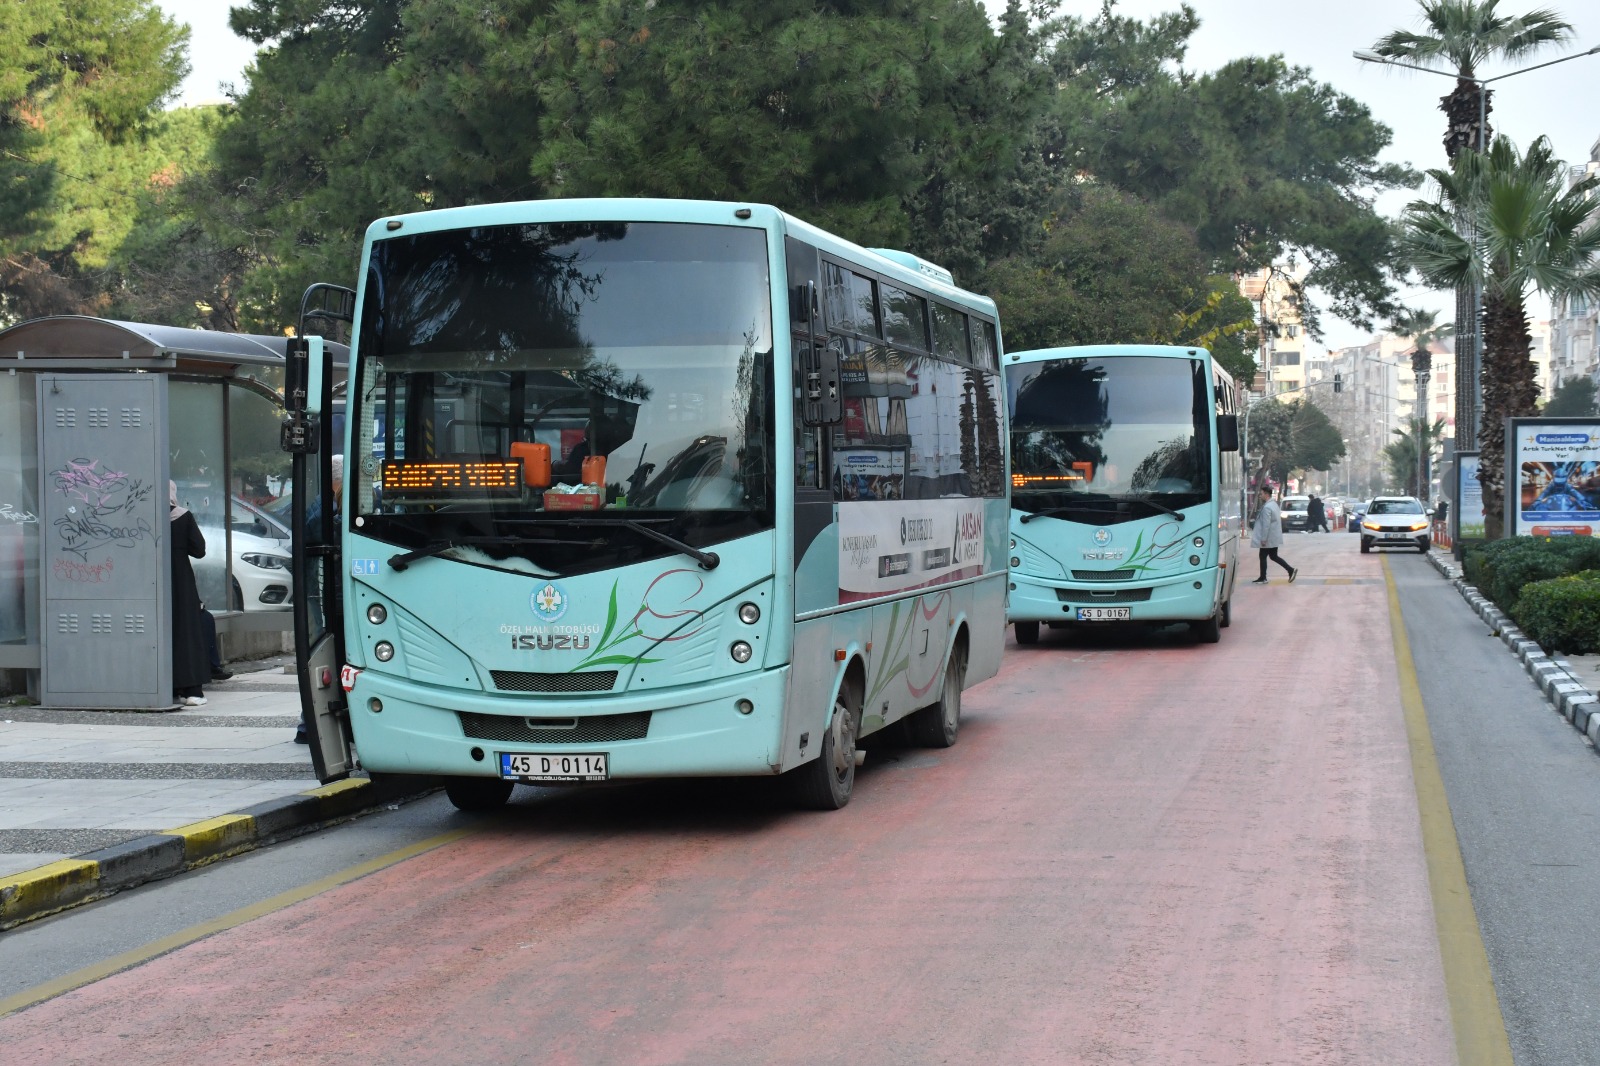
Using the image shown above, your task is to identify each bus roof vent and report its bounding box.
[870,249,955,287]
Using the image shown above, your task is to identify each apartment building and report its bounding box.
[1549,135,1600,390]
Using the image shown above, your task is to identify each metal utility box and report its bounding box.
[37,374,172,708]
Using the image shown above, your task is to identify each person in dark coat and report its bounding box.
[170,482,210,707]
[1308,494,1327,533]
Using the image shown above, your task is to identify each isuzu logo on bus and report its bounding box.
[512,633,592,651]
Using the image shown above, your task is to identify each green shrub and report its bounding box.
[1512,569,1600,654]
[1465,536,1600,613]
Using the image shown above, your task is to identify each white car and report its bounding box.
[1359,496,1432,554]
[203,497,293,610]
[1280,494,1311,532]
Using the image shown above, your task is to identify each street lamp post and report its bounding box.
[1352,45,1600,454]
[1411,348,1432,499]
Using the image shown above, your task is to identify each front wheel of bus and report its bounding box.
[909,642,966,748]
[445,777,514,812]
[1220,596,1232,628]
[792,684,861,811]
[1014,621,1040,646]
[1191,613,1221,644]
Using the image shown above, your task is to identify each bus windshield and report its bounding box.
[349,220,775,574]
[1006,356,1210,511]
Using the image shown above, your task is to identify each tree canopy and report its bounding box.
[2,0,1414,361]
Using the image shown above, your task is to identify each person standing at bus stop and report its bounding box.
[1251,484,1297,584]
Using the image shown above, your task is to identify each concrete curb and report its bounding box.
[0,774,437,930]
[1426,550,1598,747]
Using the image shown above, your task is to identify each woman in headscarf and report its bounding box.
[170,482,210,707]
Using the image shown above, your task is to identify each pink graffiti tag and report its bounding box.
[54,557,116,583]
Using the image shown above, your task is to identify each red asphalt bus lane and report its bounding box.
[1,536,1455,1065]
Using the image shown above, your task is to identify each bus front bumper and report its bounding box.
[346,666,792,779]
[1009,567,1224,625]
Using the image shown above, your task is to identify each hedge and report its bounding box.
[1463,536,1600,615]
[1513,569,1600,655]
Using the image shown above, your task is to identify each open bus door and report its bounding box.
[282,285,356,782]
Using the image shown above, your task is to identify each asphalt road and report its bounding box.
[1,533,1595,1064]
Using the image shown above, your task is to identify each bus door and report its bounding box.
[282,292,356,781]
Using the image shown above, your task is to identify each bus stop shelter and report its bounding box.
[0,317,347,708]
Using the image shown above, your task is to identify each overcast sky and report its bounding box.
[155,0,1600,349]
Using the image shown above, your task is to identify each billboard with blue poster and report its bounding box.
[1507,418,1600,538]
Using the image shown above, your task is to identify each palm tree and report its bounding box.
[1402,135,1600,537]
[1369,1,1574,159]
[1370,3,1573,455]
[1384,417,1448,497]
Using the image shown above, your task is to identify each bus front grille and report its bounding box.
[490,670,618,693]
[458,710,652,745]
[1055,587,1153,604]
[1071,569,1135,581]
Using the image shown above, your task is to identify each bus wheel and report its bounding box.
[909,641,966,748]
[445,778,513,812]
[1192,614,1221,644]
[1220,596,1232,628]
[792,683,861,811]
[1014,621,1040,645]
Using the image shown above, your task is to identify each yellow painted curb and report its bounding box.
[305,778,368,799]
[170,814,257,865]
[0,859,99,924]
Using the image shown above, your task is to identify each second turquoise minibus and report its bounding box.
[1004,344,1241,643]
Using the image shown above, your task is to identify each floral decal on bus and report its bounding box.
[569,568,708,671]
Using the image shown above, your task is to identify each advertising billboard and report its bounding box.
[1506,418,1600,538]
[1454,451,1485,541]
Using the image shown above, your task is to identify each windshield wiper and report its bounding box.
[1019,495,1185,524]
[613,519,720,570]
[1125,496,1186,520]
[1018,498,1115,524]
[537,516,721,570]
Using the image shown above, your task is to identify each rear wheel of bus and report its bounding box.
[791,678,862,811]
[445,777,514,812]
[909,639,966,748]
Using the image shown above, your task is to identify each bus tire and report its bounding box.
[1219,596,1232,628]
[445,777,514,812]
[1014,621,1040,645]
[909,640,966,748]
[1192,614,1221,644]
[791,681,861,811]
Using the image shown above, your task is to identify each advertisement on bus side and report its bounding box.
[838,498,985,603]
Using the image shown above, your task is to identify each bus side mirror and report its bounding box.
[802,339,842,427]
[280,336,324,454]
[1216,413,1239,452]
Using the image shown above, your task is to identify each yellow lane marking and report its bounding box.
[1384,555,1514,1066]
[0,826,477,1019]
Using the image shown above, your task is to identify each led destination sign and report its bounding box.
[380,459,523,500]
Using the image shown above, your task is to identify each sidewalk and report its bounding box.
[1426,548,1600,743]
[0,656,427,929]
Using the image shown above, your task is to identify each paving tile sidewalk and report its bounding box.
[0,656,426,928]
